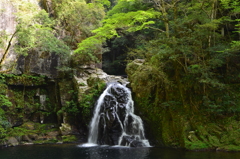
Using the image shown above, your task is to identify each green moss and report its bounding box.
[34,123,58,134]
[185,140,209,150]
[126,60,240,150]
[22,122,35,130]
[79,82,86,86]
[0,83,7,94]
[219,145,240,151]
[7,127,37,138]
[79,80,106,123]
[43,139,58,144]
[62,135,77,143]
[208,135,221,147]
[33,140,45,144]
[87,77,105,87]
[0,125,7,139]
[5,74,46,86]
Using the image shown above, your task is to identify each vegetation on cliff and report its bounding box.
[77,0,240,150]
[1,0,240,150]
[0,0,108,145]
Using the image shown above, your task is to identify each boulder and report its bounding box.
[47,131,60,138]
[60,123,72,135]
[74,66,128,90]
[21,135,32,142]
[7,137,19,146]
[120,135,145,147]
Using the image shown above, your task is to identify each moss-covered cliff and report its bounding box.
[126,59,240,151]
[0,73,78,146]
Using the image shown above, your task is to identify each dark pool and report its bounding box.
[0,144,239,159]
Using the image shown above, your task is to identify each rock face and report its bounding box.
[97,83,129,145]
[0,0,61,77]
[0,0,134,148]
[74,65,128,102]
[0,0,18,71]
[16,52,60,78]
[0,0,16,34]
[126,59,240,151]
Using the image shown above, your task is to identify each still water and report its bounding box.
[0,144,239,159]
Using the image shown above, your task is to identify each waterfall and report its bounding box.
[86,82,150,147]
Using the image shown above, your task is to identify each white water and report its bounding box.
[87,84,113,144]
[86,83,150,147]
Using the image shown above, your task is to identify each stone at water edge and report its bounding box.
[120,135,146,147]
[60,123,72,135]
[7,137,19,147]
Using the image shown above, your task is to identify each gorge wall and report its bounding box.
[0,0,126,146]
[126,59,240,151]
[2,0,240,152]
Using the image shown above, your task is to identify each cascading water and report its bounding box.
[86,82,150,147]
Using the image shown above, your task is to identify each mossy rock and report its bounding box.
[6,75,46,86]
[22,122,35,130]
[185,139,210,150]
[62,135,77,143]
[218,145,240,151]
[208,135,221,147]
[0,83,8,94]
[87,77,105,87]
[7,137,19,147]
[220,130,240,146]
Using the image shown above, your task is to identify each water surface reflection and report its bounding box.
[82,146,150,159]
[0,144,239,159]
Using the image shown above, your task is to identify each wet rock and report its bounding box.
[89,83,150,147]
[22,135,33,142]
[10,118,23,128]
[120,136,145,147]
[16,52,60,78]
[47,131,60,138]
[7,137,19,146]
[60,123,72,135]
[74,67,128,95]
[28,134,39,140]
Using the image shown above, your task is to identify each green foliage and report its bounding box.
[62,135,77,143]
[0,125,7,139]
[0,95,12,108]
[52,0,106,48]
[1,0,240,150]
[74,0,160,64]
[5,74,46,86]
[0,77,11,130]
[0,31,8,49]
[79,81,106,123]
[49,0,107,65]
[57,99,78,116]
[13,1,70,65]
[0,109,11,129]
[7,127,37,137]
[185,139,209,150]
[107,0,150,16]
